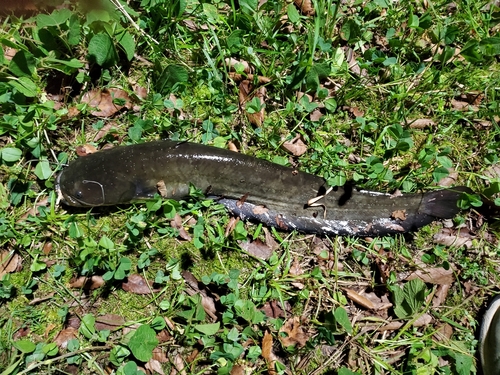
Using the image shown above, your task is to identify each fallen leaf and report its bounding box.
[450,98,479,112]
[433,284,451,308]
[391,210,407,221]
[54,327,78,349]
[263,228,279,252]
[289,258,304,276]
[225,58,253,74]
[294,0,315,15]
[182,271,218,321]
[239,80,266,127]
[433,228,474,248]
[146,358,165,375]
[225,216,239,237]
[252,205,269,215]
[0,250,21,278]
[173,353,187,375]
[228,141,239,152]
[93,121,119,142]
[239,239,273,260]
[261,300,291,319]
[282,134,308,157]
[170,213,192,241]
[484,164,500,180]
[408,118,435,129]
[75,144,98,157]
[262,331,278,375]
[80,88,132,117]
[433,323,453,341]
[95,314,125,331]
[69,275,105,290]
[122,274,154,294]
[344,289,375,310]
[406,267,454,285]
[228,72,271,84]
[230,365,245,375]
[156,330,172,344]
[413,313,433,327]
[309,108,323,122]
[342,105,364,117]
[157,180,169,198]
[377,321,404,331]
[279,316,309,348]
[133,84,148,100]
[436,168,458,187]
[42,242,52,255]
[186,348,199,364]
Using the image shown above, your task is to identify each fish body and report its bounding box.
[56,140,470,236]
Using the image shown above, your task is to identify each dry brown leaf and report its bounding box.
[69,275,105,290]
[263,228,279,252]
[225,58,253,73]
[261,300,286,319]
[239,239,273,260]
[19,196,50,221]
[75,144,98,157]
[228,141,239,152]
[408,118,436,129]
[182,271,218,321]
[343,105,365,117]
[309,108,323,122]
[433,323,453,341]
[279,316,309,348]
[294,0,315,15]
[437,168,458,187]
[156,330,172,344]
[80,88,132,117]
[95,314,125,331]
[344,289,376,310]
[406,267,454,285]
[433,228,474,248]
[133,84,148,100]
[230,365,245,375]
[252,205,269,215]
[433,284,451,308]
[413,313,433,327]
[186,348,199,364]
[93,121,119,142]
[377,321,404,331]
[484,164,500,179]
[146,358,165,375]
[289,258,304,277]
[262,331,278,375]
[170,213,192,241]
[239,80,266,127]
[391,209,407,220]
[228,72,271,84]
[157,180,169,198]
[172,353,187,375]
[42,242,52,255]
[54,327,78,349]
[225,216,239,237]
[0,250,21,278]
[450,98,479,112]
[281,134,308,157]
[122,274,154,294]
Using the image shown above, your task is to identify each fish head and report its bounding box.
[56,169,110,207]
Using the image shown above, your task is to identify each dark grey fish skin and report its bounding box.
[56,140,470,236]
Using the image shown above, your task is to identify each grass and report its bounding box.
[0,0,499,373]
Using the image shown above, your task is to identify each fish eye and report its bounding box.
[75,191,83,199]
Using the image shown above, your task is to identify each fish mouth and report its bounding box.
[55,170,79,206]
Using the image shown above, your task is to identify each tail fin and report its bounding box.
[420,186,473,219]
